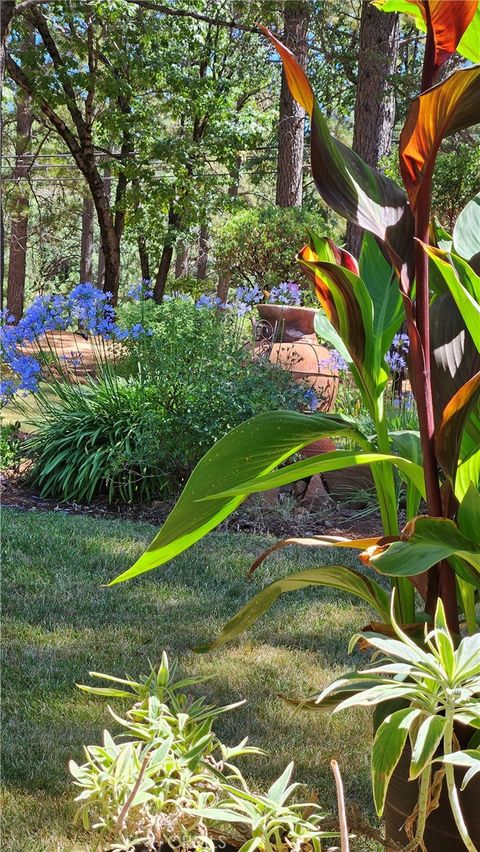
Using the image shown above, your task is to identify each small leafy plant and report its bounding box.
[191,761,334,852]
[70,655,337,852]
[316,599,480,851]
[70,654,260,851]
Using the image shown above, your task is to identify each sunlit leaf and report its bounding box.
[454,192,480,273]
[410,715,447,779]
[436,371,480,490]
[372,0,480,64]
[400,66,480,211]
[364,516,480,579]
[109,411,370,584]
[372,708,421,815]
[261,26,414,280]
[197,565,391,652]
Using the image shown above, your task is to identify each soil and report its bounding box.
[0,468,384,539]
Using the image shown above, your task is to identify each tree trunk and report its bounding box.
[175,240,189,279]
[97,162,112,290]
[7,86,34,322]
[216,155,242,304]
[196,223,209,281]
[153,204,180,303]
[275,1,309,207]
[346,4,400,256]
[79,192,94,282]
[138,233,150,281]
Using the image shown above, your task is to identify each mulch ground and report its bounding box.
[0,468,383,539]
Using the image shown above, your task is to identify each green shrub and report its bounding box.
[0,421,23,471]
[213,207,336,298]
[27,301,310,504]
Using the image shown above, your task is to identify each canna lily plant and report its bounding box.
[109,1,480,640]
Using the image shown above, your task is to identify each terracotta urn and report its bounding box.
[254,304,339,412]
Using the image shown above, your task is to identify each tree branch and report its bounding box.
[124,0,259,33]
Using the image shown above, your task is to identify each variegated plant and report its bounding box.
[108,2,480,639]
[315,598,480,851]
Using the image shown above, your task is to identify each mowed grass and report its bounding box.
[1,508,384,851]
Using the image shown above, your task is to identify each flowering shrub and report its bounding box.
[0,284,151,406]
[25,297,313,504]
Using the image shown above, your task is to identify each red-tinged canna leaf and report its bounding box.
[298,247,382,405]
[400,66,480,211]
[372,1,480,65]
[261,26,414,282]
[436,371,480,493]
[363,516,480,580]
[258,25,314,116]
[307,231,360,275]
[246,534,391,578]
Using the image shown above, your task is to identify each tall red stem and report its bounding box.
[410,7,459,632]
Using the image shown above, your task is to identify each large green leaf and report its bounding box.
[108,411,369,585]
[389,430,422,519]
[366,516,480,580]
[422,245,480,352]
[205,450,426,500]
[410,715,447,780]
[454,193,480,273]
[372,708,422,816]
[197,565,391,652]
[359,231,404,355]
[261,26,414,281]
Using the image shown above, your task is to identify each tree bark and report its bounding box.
[137,232,150,281]
[153,204,180,302]
[196,223,209,281]
[216,154,242,304]
[346,4,400,256]
[275,1,309,208]
[79,192,94,282]
[97,162,112,289]
[175,240,189,279]
[7,85,34,322]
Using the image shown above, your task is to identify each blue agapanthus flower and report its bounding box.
[195,294,222,310]
[0,282,152,405]
[268,281,301,306]
[127,279,154,301]
[303,387,318,411]
[385,332,409,372]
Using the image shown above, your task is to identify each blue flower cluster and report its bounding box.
[127,279,154,301]
[385,332,409,372]
[303,387,319,411]
[268,281,301,306]
[195,294,223,310]
[1,283,151,406]
[320,350,348,373]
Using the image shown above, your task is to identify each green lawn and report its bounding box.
[1,508,383,851]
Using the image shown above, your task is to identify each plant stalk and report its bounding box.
[443,699,476,852]
[408,15,459,634]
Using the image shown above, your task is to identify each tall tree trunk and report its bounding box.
[216,155,242,304]
[175,240,189,279]
[79,192,94,282]
[7,84,34,322]
[346,4,400,256]
[275,1,309,207]
[196,223,209,281]
[97,162,112,290]
[153,204,179,303]
[137,233,150,281]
